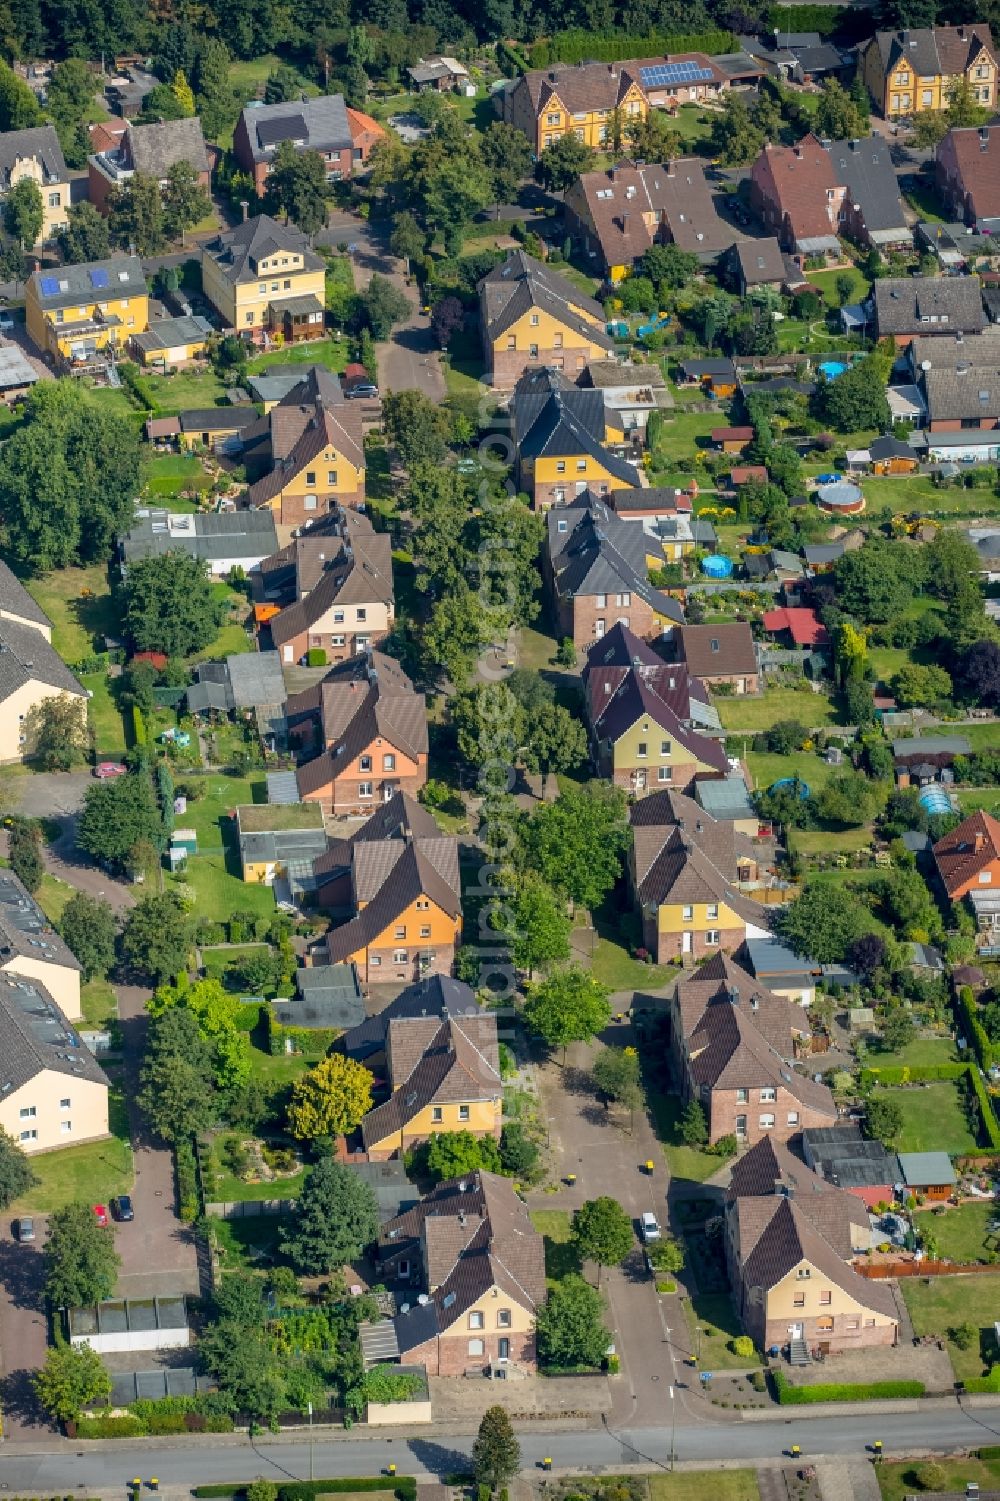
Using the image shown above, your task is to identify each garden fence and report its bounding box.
[854,1259,1000,1280]
[205,1198,295,1219]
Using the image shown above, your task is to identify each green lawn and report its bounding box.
[863,473,994,514]
[923,1200,999,1264]
[578,932,673,992]
[717,686,842,734]
[34,872,75,925]
[868,1036,958,1071]
[141,452,215,503]
[442,324,486,407]
[202,943,273,989]
[955,789,1000,815]
[744,749,836,796]
[901,1275,1000,1383]
[806,267,870,308]
[205,1131,307,1202]
[139,368,229,413]
[648,1090,723,1185]
[82,671,127,757]
[680,1290,760,1371]
[11,1088,133,1212]
[80,980,118,1028]
[880,1080,981,1155]
[649,1474,759,1501]
[650,408,716,466]
[246,338,350,375]
[529,1209,582,1287]
[211,1213,290,1271]
[792,826,873,856]
[25,564,118,663]
[878,1457,1000,1501]
[191,582,253,663]
[167,854,275,924]
[179,774,266,849]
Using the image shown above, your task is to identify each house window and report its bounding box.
[817,1316,833,1332]
[60,1098,71,1109]
[595,619,605,636]
[357,608,367,622]
[576,460,587,471]
[760,1087,776,1102]
[705,930,720,946]
[48,191,60,207]
[530,313,539,326]
[846,1319,859,1331]
[359,782,373,798]
[979,871,993,883]
[706,904,718,920]
[284,279,291,288]
[554,333,563,348]
[393,949,407,963]
[529,344,538,358]
[793,1292,805,1307]
[459,1105,470,1121]
[384,753,396,771]
[469,1311,485,1328]
[682,905,693,921]
[759,1113,775,1128]
[328,470,338,485]
[736,1113,747,1135]
[865,1318,876,1328]
[304,495,317,510]
[19,1106,36,1119]
[820,1291,832,1305]
[420,925,431,938]
[787,1112,799,1126]
[416,898,430,910]
[636,742,647,758]
[506,336,516,350]
[370,955,382,966]
[596,593,607,607]
[360,755,372,772]
[660,740,671,756]
[497,1308,512,1328]
[736,1088,749,1103]
[710,638,719,652]
[657,766,672,782]
[259,282,267,293]
[306,471,316,485]
[469,1338,485,1356]
[60,1121,72,1134]
[395,926,406,940]
[245,312,254,324]
[546,113,560,124]
[432,1106,443,1122]
[556,461,566,473]
[19,1129,36,1142]
[616,592,631,607]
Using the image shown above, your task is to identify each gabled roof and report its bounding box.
[0,869,81,972]
[123,116,209,177]
[933,808,1000,897]
[872,23,996,80]
[238,93,352,162]
[738,1195,896,1318]
[511,368,640,485]
[869,434,917,461]
[360,1016,500,1148]
[516,59,647,118]
[247,403,365,509]
[0,614,85,702]
[924,365,1000,421]
[478,249,614,352]
[826,136,908,237]
[0,559,53,631]
[0,971,106,1095]
[326,835,460,965]
[734,237,786,286]
[761,606,829,647]
[676,622,757,677]
[0,124,66,185]
[204,213,325,285]
[296,675,428,800]
[268,530,392,647]
[339,973,477,1060]
[547,494,684,623]
[938,125,1000,219]
[874,275,985,336]
[573,158,734,267]
[631,791,759,888]
[29,255,146,311]
[750,134,840,244]
[593,669,728,773]
[727,1136,870,1252]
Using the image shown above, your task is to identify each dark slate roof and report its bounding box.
[0,124,66,186]
[275,962,365,1029]
[0,869,81,971]
[239,93,352,163]
[203,213,325,285]
[826,137,909,236]
[735,237,786,286]
[0,614,85,702]
[0,971,106,1094]
[122,508,278,565]
[546,494,684,623]
[340,975,478,1061]
[511,368,641,486]
[874,275,985,335]
[29,255,146,311]
[0,560,52,630]
[869,434,916,461]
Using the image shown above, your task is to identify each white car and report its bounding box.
[640,1211,661,1242]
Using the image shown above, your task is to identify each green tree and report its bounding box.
[4,177,42,247]
[264,64,302,104]
[141,82,190,122]
[890,663,953,709]
[833,538,915,625]
[499,1121,540,1179]
[170,69,196,116]
[59,894,118,982]
[572,1195,633,1283]
[123,552,226,658]
[139,1003,218,1142]
[57,201,111,264]
[0,1125,37,1208]
[835,271,856,307]
[22,693,88,770]
[280,1159,379,1275]
[519,784,629,911]
[424,1129,502,1181]
[480,121,532,212]
[8,817,42,893]
[536,132,594,192]
[265,141,329,235]
[286,1054,374,1141]
[815,79,868,140]
[591,1046,643,1130]
[522,965,611,1063]
[45,1200,121,1308]
[419,585,488,689]
[149,976,252,1090]
[46,58,95,128]
[0,61,41,131]
[642,242,698,294]
[473,1405,522,1492]
[815,353,891,434]
[502,873,571,977]
[535,1274,609,1368]
[193,38,236,142]
[880,1007,915,1053]
[776,879,869,963]
[626,109,682,164]
[911,110,948,149]
[389,210,425,267]
[647,1237,685,1275]
[107,171,166,255]
[865,1093,903,1147]
[33,1343,111,1423]
[680,1099,708,1146]
[77,772,162,870]
[120,892,192,983]
[945,74,990,128]
[163,159,211,246]
[383,388,450,467]
[816,769,885,827]
[362,272,411,339]
[710,92,765,165]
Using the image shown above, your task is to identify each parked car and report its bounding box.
[93,1203,108,1226]
[344,381,379,399]
[93,762,126,779]
[111,1195,134,1222]
[640,1211,661,1242]
[14,1217,34,1242]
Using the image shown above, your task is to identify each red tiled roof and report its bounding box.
[761,607,830,648]
[933,809,1000,898]
[729,466,768,486]
[751,133,841,242]
[712,427,754,442]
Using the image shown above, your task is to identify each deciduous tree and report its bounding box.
[163,159,211,246]
[535,132,594,192]
[122,552,226,658]
[280,1159,379,1274]
[362,272,411,339]
[423,1129,502,1182]
[518,784,629,911]
[0,1126,37,1208]
[139,1004,218,1142]
[57,201,110,264]
[535,1273,609,1369]
[383,388,451,467]
[265,141,329,236]
[4,177,42,247]
[120,892,192,982]
[45,1201,121,1309]
[33,1343,111,1423]
[522,965,611,1062]
[473,1406,521,1492]
[59,894,118,982]
[22,693,89,770]
[286,1054,374,1141]
[776,880,869,963]
[502,873,571,977]
[573,1196,633,1283]
[865,1093,903,1147]
[77,772,161,871]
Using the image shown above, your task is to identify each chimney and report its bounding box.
[975,830,985,851]
[240,199,249,222]
[793,144,803,159]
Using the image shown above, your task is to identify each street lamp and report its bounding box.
[308,1400,314,1481]
[668,1385,676,1471]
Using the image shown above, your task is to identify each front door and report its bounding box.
[682,931,693,955]
[789,1323,803,1338]
[635,769,646,791]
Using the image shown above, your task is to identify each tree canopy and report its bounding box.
[59,894,118,982]
[522,964,612,1061]
[122,552,227,658]
[139,1003,218,1142]
[0,1126,37,1209]
[535,1274,609,1370]
[286,1054,374,1141]
[77,772,163,871]
[775,880,871,964]
[280,1159,379,1274]
[45,1201,121,1308]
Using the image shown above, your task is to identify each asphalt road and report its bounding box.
[3,1403,1000,1487]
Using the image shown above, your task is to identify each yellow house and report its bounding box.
[235,802,328,885]
[861,24,997,118]
[504,60,649,154]
[360,1014,502,1159]
[478,248,616,389]
[201,213,327,343]
[130,314,213,367]
[510,366,642,509]
[0,971,109,1154]
[0,125,70,244]
[26,255,148,367]
[326,837,462,985]
[588,659,730,795]
[245,404,366,526]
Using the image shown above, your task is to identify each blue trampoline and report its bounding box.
[771,777,811,799]
[918,786,953,815]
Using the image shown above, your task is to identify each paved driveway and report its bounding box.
[8,771,136,913]
[0,1217,53,1439]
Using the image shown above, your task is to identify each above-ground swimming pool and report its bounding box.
[818,360,849,380]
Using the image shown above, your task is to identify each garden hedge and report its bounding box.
[860,1060,1000,1150]
[965,1370,1000,1394]
[955,986,996,1073]
[772,1371,924,1404]
[195,1483,416,1500]
[529,26,734,64]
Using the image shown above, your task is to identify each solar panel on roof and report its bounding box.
[39,275,58,296]
[639,62,716,86]
[90,267,109,289]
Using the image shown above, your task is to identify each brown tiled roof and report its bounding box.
[296,678,428,799]
[631,795,757,887]
[520,59,646,117]
[326,839,461,965]
[360,1017,500,1149]
[592,670,728,775]
[269,531,393,647]
[933,808,1000,897]
[939,126,1000,219]
[574,158,734,267]
[247,404,364,509]
[740,1196,897,1319]
[751,135,840,242]
[676,623,757,678]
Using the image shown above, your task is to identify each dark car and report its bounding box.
[111,1195,134,1222]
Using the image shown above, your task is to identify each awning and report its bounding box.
[360,1320,400,1367]
[868,227,911,245]
[269,294,324,318]
[794,235,840,254]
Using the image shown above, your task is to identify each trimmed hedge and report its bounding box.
[860,1063,966,1085]
[966,1370,1000,1394]
[772,1370,924,1404]
[956,985,997,1073]
[529,27,734,64]
[175,1135,200,1223]
[195,1484,416,1501]
[968,1064,1000,1150]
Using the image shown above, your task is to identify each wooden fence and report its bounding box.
[854,1258,1000,1280]
[205,1198,294,1219]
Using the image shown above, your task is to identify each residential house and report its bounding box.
[130,314,213,366]
[826,136,911,249]
[0,586,86,763]
[564,158,735,281]
[0,868,82,1022]
[358,1014,499,1158]
[0,125,69,244]
[712,425,755,454]
[742,547,804,582]
[749,136,844,259]
[477,249,614,389]
[729,237,787,298]
[583,623,727,794]
[502,59,649,154]
[907,327,1000,380]
[724,1136,896,1353]
[667,953,836,1142]
[315,791,441,915]
[233,93,360,196]
[742,937,817,1006]
[898,1151,956,1201]
[894,733,971,785]
[325,821,462,984]
[510,367,641,508]
[801,1124,901,1210]
[120,508,279,578]
[937,125,1000,222]
[174,406,261,453]
[88,117,211,213]
[861,24,997,119]
[0,971,109,1153]
[803,541,846,571]
[257,508,393,664]
[240,365,366,525]
[738,33,851,85]
[677,357,737,396]
[345,108,386,169]
[674,623,760,693]
[291,653,428,815]
[544,493,684,648]
[632,798,773,963]
[921,365,1000,431]
[235,802,328,892]
[0,343,39,404]
[578,360,671,443]
[761,606,830,650]
[869,434,919,473]
[608,496,717,561]
[26,255,148,368]
[339,971,477,1063]
[369,1172,546,1376]
[89,119,128,156]
[201,214,327,345]
[695,773,760,837]
[933,809,1000,902]
[873,275,985,347]
[727,465,769,493]
[406,56,470,91]
[185,652,287,750]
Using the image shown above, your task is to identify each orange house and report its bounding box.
[933,809,1000,900]
[326,835,463,983]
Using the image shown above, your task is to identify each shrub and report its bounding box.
[772,1370,924,1403]
[729,1335,755,1359]
[305,648,327,668]
[175,1136,200,1222]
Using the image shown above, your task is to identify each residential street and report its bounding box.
[0,1219,51,1441]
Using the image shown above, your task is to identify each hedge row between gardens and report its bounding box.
[772,1371,924,1404]
[956,986,997,1073]
[195,1483,417,1500]
[860,1061,1000,1150]
[528,27,734,63]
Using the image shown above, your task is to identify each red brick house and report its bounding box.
[368,1172,546,1376]
[234,93,367,196]
[674,623,760,694]
[936,125,1000,223]
[88,116,211,213]
[668,953,837,1146]
[749,135,844,257]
